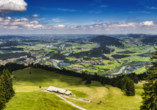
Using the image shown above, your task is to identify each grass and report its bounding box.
[70,90,89,98]
[65,86,143,110]
[5,92,78,110]
[9,68,145,110]
[121,56,150,61]
[133,66,147,75]
[86,68,98,72]
[12,68,102,91]
[66,57,77,61]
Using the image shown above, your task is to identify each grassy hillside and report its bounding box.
[5,92,78,110]
[8,68,144,110]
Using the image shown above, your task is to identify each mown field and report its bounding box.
[6,68,145,110]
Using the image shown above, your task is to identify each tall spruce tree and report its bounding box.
[140,47,157,110]
[2,69,11,102]
[126,79,135,96]
[6,69,15,97]
[86,74,91,84]
[0,75,6,110]
[82,73,88,81]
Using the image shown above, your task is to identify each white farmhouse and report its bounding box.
[47,86,72,95]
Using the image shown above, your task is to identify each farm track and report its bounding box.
[56,94,87,110]
[15,90,87,110]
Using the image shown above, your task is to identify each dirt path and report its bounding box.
[61,95,91,103]
[56,94,87,110]
[15,90,87,110]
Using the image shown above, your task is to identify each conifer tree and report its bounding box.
[94,72,98,81]
[126,79,135,96]
[82,73,87,81]
[0,75,6,110]
[86,74,91,84]
[140,47,157,110]
[6,69,15,97]
[2,69,11,102]
[119,76,130,90]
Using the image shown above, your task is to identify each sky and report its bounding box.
[0,0,157,34]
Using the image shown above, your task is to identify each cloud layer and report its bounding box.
[0,17,157,34]
[0,0,27,11]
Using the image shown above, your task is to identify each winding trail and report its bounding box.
[112,66,126,75]
[56,94,87,110]
[15,91,87,110]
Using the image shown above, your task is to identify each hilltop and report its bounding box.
[91,35,124,47]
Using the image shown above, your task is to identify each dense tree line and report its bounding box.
[0,63,27,76]
[0,69,15,110]
[0,52,31,60]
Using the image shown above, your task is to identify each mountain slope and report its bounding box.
[141,36,157,45]
[91,35,124,47]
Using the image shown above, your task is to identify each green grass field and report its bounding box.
[121,56,150,61]
[6,68,144,110]
[5,92,78,110]
[134,66,147,75]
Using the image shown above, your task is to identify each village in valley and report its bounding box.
[0,34,154,77]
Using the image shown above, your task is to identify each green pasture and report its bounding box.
[7,68,145,110]
[121,56,150,61]
[134,66,147,75]
[66,57,77,61]
[5,92,78,110]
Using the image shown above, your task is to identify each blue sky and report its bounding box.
[0,0,157,34]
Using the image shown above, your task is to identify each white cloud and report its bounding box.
[26,14,40,18]
[57,25,65,27]
[0,0,27,11]
[32,14,40,17]
[0,17,45,30]
[142,21,154,26]
[0,17,157,34]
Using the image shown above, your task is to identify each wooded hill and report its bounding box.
[90,35,124,47]
[141,36,157,45]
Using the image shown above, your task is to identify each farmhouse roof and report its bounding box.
[65,90,72,95]
[47,86,66,94]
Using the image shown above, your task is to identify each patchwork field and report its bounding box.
[5,68,145,110]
